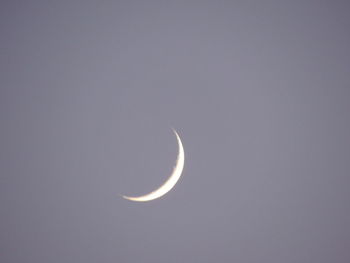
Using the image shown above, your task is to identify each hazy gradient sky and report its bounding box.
[1,1,350,262]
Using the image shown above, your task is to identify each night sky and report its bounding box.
[1,1,350,262]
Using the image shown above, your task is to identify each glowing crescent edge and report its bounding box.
[122,129,185,202]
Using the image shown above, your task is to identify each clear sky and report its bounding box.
[1,1,350,262]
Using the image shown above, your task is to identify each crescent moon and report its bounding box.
[122,129,185,202]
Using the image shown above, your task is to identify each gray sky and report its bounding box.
[1,1,350,262]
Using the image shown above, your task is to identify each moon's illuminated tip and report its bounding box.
[121,195,135,201]
[122,195,150,202]
[121,128,185,202]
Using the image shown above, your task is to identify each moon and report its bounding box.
[122,129,185,202]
